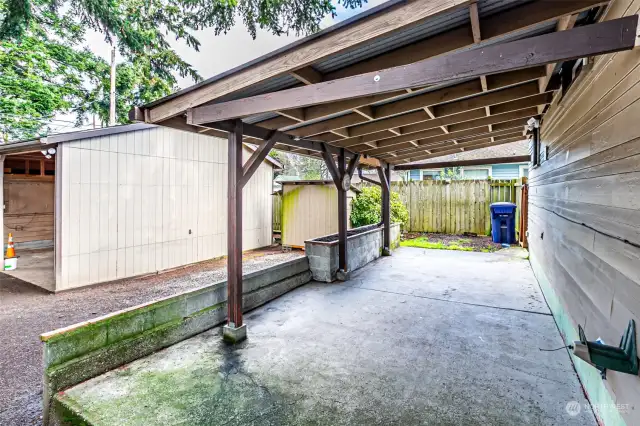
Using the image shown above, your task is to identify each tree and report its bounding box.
[350,186,409,230]
[439,167,464,180]
[1,0,367,140]
[0,9,107,140]
[270,150,328,180]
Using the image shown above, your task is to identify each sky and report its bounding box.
[51,0,387,133]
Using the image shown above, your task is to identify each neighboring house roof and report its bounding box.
[407,140,530,166]
[275,179,361,194]
[0,123,282,168]
[351,171,404,184]
[274,175,303,182]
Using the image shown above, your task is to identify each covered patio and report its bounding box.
[54,247,595,425]
[129,0,637,342]
[40,1,640,424]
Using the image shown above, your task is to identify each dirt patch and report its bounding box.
[0,245,303,426]
[401,232,502,252]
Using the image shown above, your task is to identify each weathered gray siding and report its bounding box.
[528,1,640,425]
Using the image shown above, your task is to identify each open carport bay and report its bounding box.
[56,247,596,425]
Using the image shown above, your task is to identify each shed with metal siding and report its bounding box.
[280,181,356,249]
[0,124,280,292]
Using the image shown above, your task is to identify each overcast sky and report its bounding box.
[52,1,386,133]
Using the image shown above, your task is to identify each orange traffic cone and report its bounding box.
[6,233,15,258]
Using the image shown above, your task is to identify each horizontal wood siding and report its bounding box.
[529,1,640,424]
[3,176,54,245]
[57,127,273,291]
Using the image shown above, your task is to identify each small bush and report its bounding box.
[350,186,409,230]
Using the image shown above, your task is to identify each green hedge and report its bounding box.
[350,186,408,230]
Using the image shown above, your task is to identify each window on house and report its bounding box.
[463,168,489,180]
[409,170,421,181]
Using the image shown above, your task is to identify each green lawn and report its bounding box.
[400,237,474,252]
[399,234,501,253]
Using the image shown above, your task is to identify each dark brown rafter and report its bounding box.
[188,17,637,123]
[135,0,633,169]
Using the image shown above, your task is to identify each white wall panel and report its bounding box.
[57,127,273,290]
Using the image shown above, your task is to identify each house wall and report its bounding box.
[490,164,520,179]
[528,1,640,425]
[281,184,354,248]
[56,127,273,291]
[406,163,527,181]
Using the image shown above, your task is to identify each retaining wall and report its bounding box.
[41,257,311,424]
[305,223,400,282]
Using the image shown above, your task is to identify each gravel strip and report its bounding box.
[0,246,303,426]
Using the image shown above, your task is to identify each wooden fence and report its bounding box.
[272,193,282,232]
[273,178,528,239]
[356,179,524,236]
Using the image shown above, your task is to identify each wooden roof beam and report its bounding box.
[349,96,549,153]
[357,119,527,157]
[189,16,638,123]
[194,119,358,158]
[144,0,474,123]
[385,135,524,163]
[289,66,388,138]
[338,81,542,142]
[325,0,610,81]
[390,135,528,164]
[260,67,545,143]
[290,0,602,124]
[538,13,580,105]
[377,129,526,159]
[469,2,492,120]
[380,130,525,161]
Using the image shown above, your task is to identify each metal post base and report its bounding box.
[336,269,351,281]
[222,323,247,344]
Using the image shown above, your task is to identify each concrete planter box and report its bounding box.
[305,223,400,282]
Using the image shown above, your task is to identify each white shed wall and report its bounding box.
[56,127,273,291]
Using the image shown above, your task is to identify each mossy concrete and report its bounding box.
[42,258,311,424]
[54,248,595,426]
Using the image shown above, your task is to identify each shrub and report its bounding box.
[350,186,409,230]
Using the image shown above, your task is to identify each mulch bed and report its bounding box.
[401,232,503,252]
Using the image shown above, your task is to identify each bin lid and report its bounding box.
[490,202,517,213]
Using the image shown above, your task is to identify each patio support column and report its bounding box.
[321,147,360,281]
[377,163,392,256]
[337,148,348,277]
[223,119,246,343]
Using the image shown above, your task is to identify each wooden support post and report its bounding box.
[377,163,392,255]
[337,148,348,276]
[321,146,359,280]
[224,119,247,343]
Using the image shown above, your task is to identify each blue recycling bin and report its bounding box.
[490,202,517,244]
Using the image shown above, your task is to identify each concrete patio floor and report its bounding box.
[56,247,596,425]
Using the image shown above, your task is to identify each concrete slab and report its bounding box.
[55,247,596,425]
[348,247,547,314]
[3,248,54,292]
